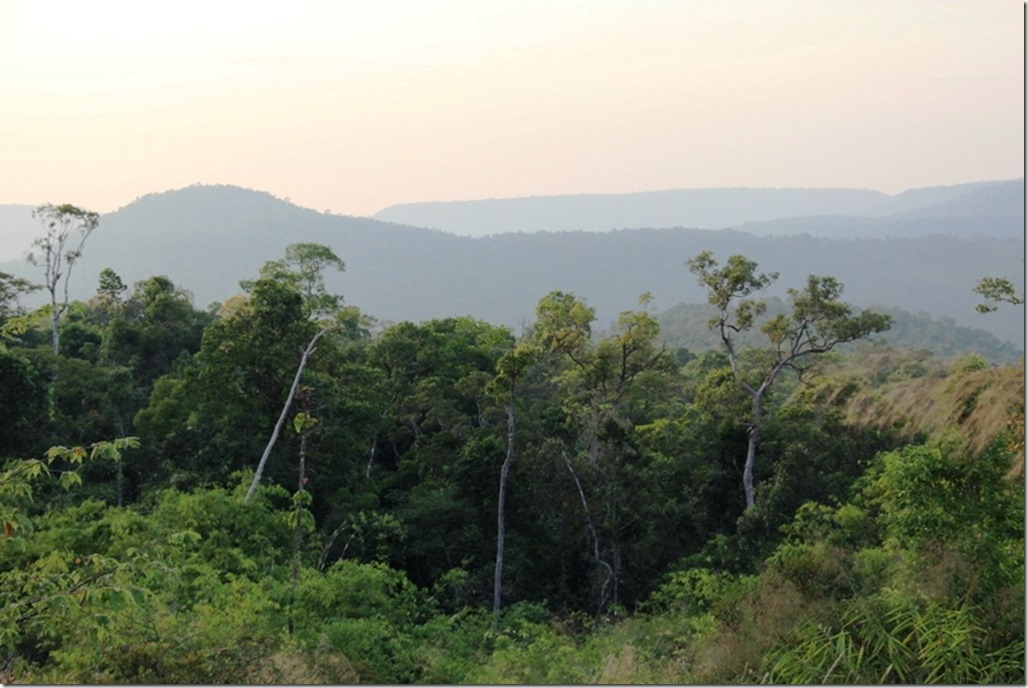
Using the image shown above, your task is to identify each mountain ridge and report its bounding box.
[372,179,1023,237]
[0,182,1022,348]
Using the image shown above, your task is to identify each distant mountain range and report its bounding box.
[0,181,1022,350]
[374,179,1024,238]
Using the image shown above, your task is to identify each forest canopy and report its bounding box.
[0,224,1023,683]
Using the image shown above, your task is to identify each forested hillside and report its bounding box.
[0,183,1023,345]
[659,301,1024,363]
[0,216,1022,682]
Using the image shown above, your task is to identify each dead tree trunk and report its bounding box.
[245,327,329,503]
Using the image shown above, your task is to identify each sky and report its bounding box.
[0,0,1023,218]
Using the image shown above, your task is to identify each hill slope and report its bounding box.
[659,302,1024,363]
[0,184,1022,347]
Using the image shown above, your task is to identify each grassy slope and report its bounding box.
[813,347,1025,461]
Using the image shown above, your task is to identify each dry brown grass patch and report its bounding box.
[248,642,359,684]
[836,361,1023,460]
[689,575,836,683]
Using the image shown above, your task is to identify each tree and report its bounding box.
[288,391,320,635]
[363,317,514,591]
[973,276,1024,313]
[91,268,127,326]
[244,242,346,318]
[0,347,48,456]
[687,251,891,508]
[532,291,677,614]
[98,275,211,390]
[27,204,99,357]
[0,272,40,321]
[487,343,538,627]
[239,245,352,502]
[1,438,140,668]
[133,277,317,486]
[96,268,126,303]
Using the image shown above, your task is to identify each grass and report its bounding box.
[806,347,1023,461]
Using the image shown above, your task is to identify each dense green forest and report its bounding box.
[0,211,1023,683]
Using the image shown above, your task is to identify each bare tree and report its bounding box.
[28,204,99,357]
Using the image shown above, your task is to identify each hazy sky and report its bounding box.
[1,0,1023,217]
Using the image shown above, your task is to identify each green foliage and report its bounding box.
[243,242,346,318]
[1,439,142,676]
[100,274,211,386]
[533,290,596,360]
[660,301,1025,363]
[862,441,1023,599]
[0,243,1020,683]
[281,560,432,683]
[645,567,739,620]
[951,351,988,373]
[0,271,41,319]
[734,439,1024,684]
[764,593,1024,684]
[687,250,778,328]
[1,439,137,543]
[0,347,48,456]
[974,275,1024,313]
[686,251,892,509]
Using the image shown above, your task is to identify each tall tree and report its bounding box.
[288,388,320,635]
[27,204,99,357]
[91,268,127,326]
[364,317,513,589]
[240,243,350,501]
[134,277,317,485]
[487,342,538,627]
[687,251,891,508]
[100,275,210,386]
[244,242,346,318]
[533,290,676,614]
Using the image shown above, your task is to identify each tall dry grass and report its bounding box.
[805,349,1023,466]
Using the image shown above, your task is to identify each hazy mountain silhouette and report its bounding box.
[0,204,41,262]
[737,180,1024,238]
[373,179,1023,238]
[0,182,1022,348]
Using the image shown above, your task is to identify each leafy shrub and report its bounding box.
[764,592,1025,684]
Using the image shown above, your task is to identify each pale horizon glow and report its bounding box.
[1,0,1023,217]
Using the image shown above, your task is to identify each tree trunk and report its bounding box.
[609,448,622,611]
[50,306,60,358]
[365,436,377,479]
[245,327,328,503]
[47,304,60,426]
[743,427,758,508]
[289,428,308,636]
[743,393,763,508]
[562,449,614,620]
[492,402,515,629]
[116,418,126,508]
